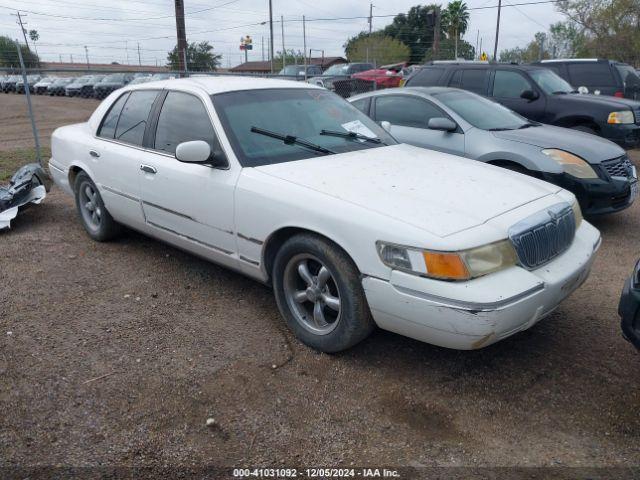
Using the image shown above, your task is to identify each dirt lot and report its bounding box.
[1,94,639,478]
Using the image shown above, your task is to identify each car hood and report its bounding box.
[491,124,625,163]
[556,92,640,109]
[254,144,560,238]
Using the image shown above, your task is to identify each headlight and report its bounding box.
[572,199,583,227]
[377,240,518,281]
[542,149,598,179]
[608,111,635,124]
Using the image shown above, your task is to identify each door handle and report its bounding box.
[140,164,157,174]
[89,150,100,158]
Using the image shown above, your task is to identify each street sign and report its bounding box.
[480,52,488,61]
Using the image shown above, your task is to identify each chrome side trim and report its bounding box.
[237,232,264,245]
[239,255,260,266]
[391,282,545,312]
[146,221,234,255]
[102,185,139,202]
[142,200,193,220]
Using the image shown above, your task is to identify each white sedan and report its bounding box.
[49,77,601,352]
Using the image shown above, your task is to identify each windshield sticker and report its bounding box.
[341,120,377,139]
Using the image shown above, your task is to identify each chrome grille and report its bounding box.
[509,203,576,270]
[602,156,634,178]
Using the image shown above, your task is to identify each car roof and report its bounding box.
[419,63,545,71]
[126,75,323,95]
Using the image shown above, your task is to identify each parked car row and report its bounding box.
[49,76,604,354]
[0,72,174,99]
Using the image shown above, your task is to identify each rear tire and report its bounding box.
[272,233,375,353]
[74,172,121,242]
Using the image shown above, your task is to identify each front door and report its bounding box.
[491,70,546,121]
[139,90,238,263]
[373,94,465,156]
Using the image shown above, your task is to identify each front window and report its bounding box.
[529,69,574,94]
[434,90,530,131]
[492,70,533,98]
[323,64,349,75]
[279,65,303,76]
[616,65,640,89]
[212,88,396,167]
[102,74,126,83]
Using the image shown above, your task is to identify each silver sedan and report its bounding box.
[349,87,638,215]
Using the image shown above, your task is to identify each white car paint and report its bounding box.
[49,76,601,350]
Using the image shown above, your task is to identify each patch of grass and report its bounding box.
[0,147,50,181]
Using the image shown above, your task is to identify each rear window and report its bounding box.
[567,63,616,87]
[406,68,444,87]
[98,92,130,139]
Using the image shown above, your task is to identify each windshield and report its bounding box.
[212,88,396,167]
[279,65,304,75]
[529,69,574,94]
[323,64,348,75]
[435,90,530,130]
[102,74,125,83]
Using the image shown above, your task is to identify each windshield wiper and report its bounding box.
[250,126,335,155]
[517,122,539,129]
[487,127,513,131]
[320,129,383,144]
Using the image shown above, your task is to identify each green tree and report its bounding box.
[345,35,411,66]
[0,36,39,68]
[381,5,444,63]
[557,0,640,65]
[167,41,221,71]
[425,37,475,62]
[441,0,470,59]
[28,30,39,43]
[500,32,551,62]
[273,48,306,65]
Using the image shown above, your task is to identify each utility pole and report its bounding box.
[432,6,441,60]
[137,43,142,66]
[475,29,479,60]
[12,12,31,52]
[268,0,274,73]
[302,15,307,81]
[366,3,372,64]
[261,36,265,61]
[84,45,90,70]
[493,0,502,61]
[70,54,73,63]
[281,15,285,70]
[174,0,187,74]
[15,39,41,167]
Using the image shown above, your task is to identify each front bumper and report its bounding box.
[618,261,640,350]
[363,222,601,350]
[602,123,640,149]
[541,171,636,216]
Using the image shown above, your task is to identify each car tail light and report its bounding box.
[614,91,624,98]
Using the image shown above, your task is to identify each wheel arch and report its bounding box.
[261,226,360,284]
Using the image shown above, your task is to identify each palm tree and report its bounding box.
[442,0,470,59]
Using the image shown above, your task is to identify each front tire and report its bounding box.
[74,172,121,241]
[272,233,374,353]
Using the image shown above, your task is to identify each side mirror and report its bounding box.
[175,140,212,163]
[520,89,539,101]
[380,121,392,132]
[427,117,457,132]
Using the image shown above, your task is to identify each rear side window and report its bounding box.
[114,90,159,146]
[154,91,217,154]
[98,92,129,139]
[374,95,443,128]
[492,70,533,98]
[449,69,489,94]
[407,68,444,87]
[568,63,616,87]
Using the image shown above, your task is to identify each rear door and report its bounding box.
[490,69,546,121]
[138,89,238,263]
[372,94,464,155]
[93,89,159,227]
[448,68,490,95]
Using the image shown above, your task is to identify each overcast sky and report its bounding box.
[0,0,565,68]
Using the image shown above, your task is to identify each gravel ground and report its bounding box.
[1,94,639,478]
